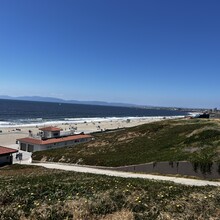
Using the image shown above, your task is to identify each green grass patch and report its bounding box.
[33,119,220,167]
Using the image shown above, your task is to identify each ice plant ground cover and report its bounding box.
[33,119,220,167]
[0,164,220,219]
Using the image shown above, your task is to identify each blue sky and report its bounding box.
[0,0,220,108]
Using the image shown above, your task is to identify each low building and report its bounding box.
[39,126,62,139]
[0,146,18,166]
[17,126,93,152]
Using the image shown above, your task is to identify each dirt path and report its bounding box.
[29,162,220,187]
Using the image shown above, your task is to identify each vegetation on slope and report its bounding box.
[33,119,220,167]
[1,164,220,219]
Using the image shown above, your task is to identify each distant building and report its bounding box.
[17,126,93,152]
[0,146,18,166]
[197,113,210,118]
[213,108,218,113]
[193,113,210,119]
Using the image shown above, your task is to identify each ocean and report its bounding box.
[0,99,188,127]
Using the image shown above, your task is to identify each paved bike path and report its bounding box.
[30,162,220,187]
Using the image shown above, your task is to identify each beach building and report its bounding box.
[17,126,93,152]
[40,126,62,139]
[0,146,18,166]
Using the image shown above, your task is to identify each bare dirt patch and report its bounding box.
[117,132,145,142]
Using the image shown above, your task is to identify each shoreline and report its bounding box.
[0,115,186,128]
[0,115,185,147]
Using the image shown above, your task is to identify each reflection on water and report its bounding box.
[114,161,220,179]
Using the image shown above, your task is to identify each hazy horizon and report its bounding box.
[0,94,213,109]
[1,1,220,108]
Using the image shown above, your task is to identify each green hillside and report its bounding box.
[1,164,220,219]
[33,119,220,167]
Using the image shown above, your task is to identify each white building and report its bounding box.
[0,146,18,166]
[40,126,62,139]
[17,126,93,152]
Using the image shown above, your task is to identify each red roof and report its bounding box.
[17,134,92,145]
[0,146,18,155]
[39,126,62,132]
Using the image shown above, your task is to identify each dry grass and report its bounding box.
[1,165,220,219]
[101,209,134,220]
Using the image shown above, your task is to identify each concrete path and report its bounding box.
[29,162,220,187]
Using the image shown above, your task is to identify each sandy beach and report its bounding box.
[0,116,184,147]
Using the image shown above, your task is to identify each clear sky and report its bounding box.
[0,0,220,108]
